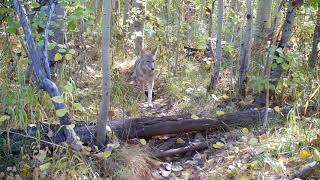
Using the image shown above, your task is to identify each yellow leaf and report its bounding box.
[216,110,225,116]
[242,128,249,135]
[313,149,320,161]
[212,142,224,149]
[20,163,31,178]
[65,53,72,61]
[274,106,281,113]
[39,162,51,171]
[0,115,10,123]
[176,138,185,144]
[54,53,63,61]
[248,138,258,145]
[191,114,199,120]
[66,124,75,130]
[95,150,112,159]
[139,139,147,145]
[299,149,311,159]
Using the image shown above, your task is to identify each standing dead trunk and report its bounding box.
[207,0,216,57]
[237,0,253,99]
[254,0,304,106]
[123,0,130,30]
[132,0,147,55]
[225,0,237,92]
[174,8,181,75]
[208,0,223,93]
[309,4,320,69]
[97,0,112,146]
[164,0,171,71]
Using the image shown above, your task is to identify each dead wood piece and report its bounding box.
[289,161,320,179]
[1,106,313,153]
[154,139,217,158]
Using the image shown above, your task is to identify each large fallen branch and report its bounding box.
[1,106,312,152]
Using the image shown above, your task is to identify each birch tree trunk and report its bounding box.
[254,0,272,42]
[309,4,320,69]
[254,0,304,106]
[97,0,112,145]
[174,7,181,75]
[208,0,223,93]
[252,0,272,75]
[237,0,253,99]
[207,0,216,57]
[123,0,130,30]
[132,0,147,55]
[13,0,79,148]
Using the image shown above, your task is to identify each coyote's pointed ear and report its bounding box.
[139,49,145,57]
[151,47,158,59]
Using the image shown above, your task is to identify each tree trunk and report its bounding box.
[309,5,320,69]
[174,7,181,75]
[208,0,223,93]
[123,0,130,30]
[252,0,272,75]
[164,0,171,71]
[254,0,303,106]
[254,0,272,42]
[97,0,112,146]
[207,0,216,58]
[13,0,79,147]
[132,0,147,56]
[238,0,253,99]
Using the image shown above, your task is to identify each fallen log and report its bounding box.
[1,106,310,152]
[154,139,218,158]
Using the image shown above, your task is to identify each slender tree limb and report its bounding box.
[13,0,79,148]
[43,1,56,80]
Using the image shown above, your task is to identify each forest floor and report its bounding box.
[73,60,320,179]
[0,59,319,179]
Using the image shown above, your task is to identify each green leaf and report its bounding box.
[63,84,74,93]
[65,54,72,61]
[282,63,289,70]
[73,103,85,112]
[51,96,64,103]
[54,53,63,61]
[271,63,278,70]
[56,109,68,117]
[67,20,77,31]
[48,42,56,51]
[30,2,41,8]
[58,48,67,53]
[69,49,76,54]
[275,57,284,64]
[66,124,75,130]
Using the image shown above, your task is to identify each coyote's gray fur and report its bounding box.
[132,48,158,107]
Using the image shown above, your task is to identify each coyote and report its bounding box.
[132,47,158,107]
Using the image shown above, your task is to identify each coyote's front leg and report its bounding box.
[147,80,154,107]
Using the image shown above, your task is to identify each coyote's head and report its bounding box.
[139,47,158,73]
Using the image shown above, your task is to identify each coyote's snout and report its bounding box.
[132,47,158,107]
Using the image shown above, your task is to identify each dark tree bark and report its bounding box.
[208,0,223,93]
[238,0,253,99]
[13,0,79,147]
[309,4,320,69]
[254,0,304,106]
